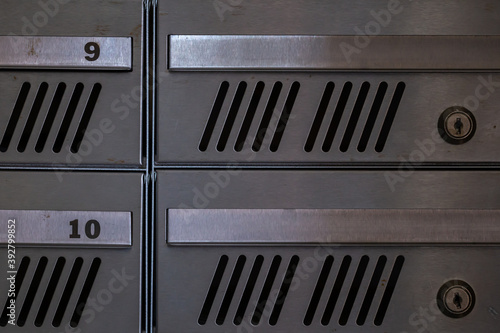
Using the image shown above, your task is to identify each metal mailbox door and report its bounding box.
[156,170,500,333]
[0,0,146,168]
[157,0,500,166]
[0,171,144,332]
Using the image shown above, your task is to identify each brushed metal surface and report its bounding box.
[0,36,132,70]
[169,35,500,71]
[0,171,144,332]
[0,210,131,247]
[167,209,500,245]
[0,0,145,167]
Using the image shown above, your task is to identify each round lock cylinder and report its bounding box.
[437,280,475,318]
[438,107,476,144]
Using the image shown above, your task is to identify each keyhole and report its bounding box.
[454,117,463,135]
[453,292,463,309]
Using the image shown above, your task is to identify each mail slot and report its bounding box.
[0,171,144,332]
[155,170,500,332]
[156,0,500,166]
[0,0,146,167]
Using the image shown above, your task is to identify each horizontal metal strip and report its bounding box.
[168,209,500,245]
[0,36,132,70]
[0,210,132,247]
[168,35,500,71]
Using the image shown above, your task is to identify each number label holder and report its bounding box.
[0,36,132,70]
[0,210,131,248]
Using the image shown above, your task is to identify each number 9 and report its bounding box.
[85,42,100,61]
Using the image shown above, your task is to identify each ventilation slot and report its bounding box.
[374,255,405,325]
[70,83,102,153]
[321,255,352,325]
[53,83,85,153]
[52,257,84,327]
[0,82,31,152]
[234,255,264,325]
[305,82,334,152]
[35,257,66,327]
[17,82,49,152]
[375,82,406,152]
[301,255,404,327]
[304,81,405,153]
[0,82,101,154]
[216,255,246,325]
[235,82,265,152]
[199,82,230,152]
[200,81,299,152]
[0,257,31,326]
[198,255,229,325]
[70,258,101,327]
[251,255,282,325]
[269,255,300,325]
[35,83,67,153]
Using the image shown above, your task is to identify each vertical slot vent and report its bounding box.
[199,81,230,152]
[321,255,352,325]
[269,82,300,152]
[17,257,49,327]
[0,82,31,152]
[251,255,282,325]
[357,82,388,152]
[339,82,370,152]
[53,83,85,153]
[35,257,66,327]
[235,82,265,152]
[305,82,335,152]
[17,82,49,152]
[234,255,264,325]
[52,257,84,327]
[216,255,247,325]
[71,83,102,153]
[357,255,387,325]
[35,83,67,153]
[252,82,283,152]
[322,82,353,152]
[217,82,248,152]
[198,255,229,325]
[338,255,370,325]
[374,255,405,325]
[0,257,31,326]
[70,258,101,327]
[269,255,300,325]
[304,255,334,326]
[303,81,404,153]
[375,82,406,152]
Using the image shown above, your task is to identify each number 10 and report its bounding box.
[69,219,101,239]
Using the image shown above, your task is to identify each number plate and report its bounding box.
[0,36,132,70]
[0,210,131,247]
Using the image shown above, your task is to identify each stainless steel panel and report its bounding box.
[169,35,500,71]
[168,209,500,245]
[157,0,500,165]
[156,170,500,332]
[0,36,132,70]
[0,0,145,167]
[0,171,143,332]
[0,210,132,247]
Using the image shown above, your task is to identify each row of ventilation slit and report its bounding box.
[199,81,405,153]
[0,256,101,328]
[198,255,404,327]
[0,82,101,154]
